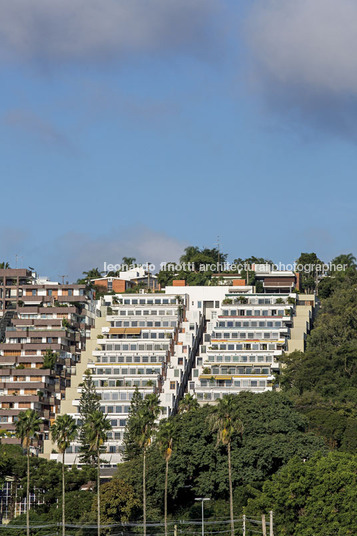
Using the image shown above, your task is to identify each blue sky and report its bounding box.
[1,0,357,280]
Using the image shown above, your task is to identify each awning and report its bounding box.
[109,328,141,335]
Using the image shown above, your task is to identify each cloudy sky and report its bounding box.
[1,0,357,279]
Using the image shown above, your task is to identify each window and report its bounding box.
[170,381,176,390]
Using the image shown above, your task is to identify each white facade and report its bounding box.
[165,285,253,319]
[56,293,201,466]
[188,292,296,403]
[48,283,312,466]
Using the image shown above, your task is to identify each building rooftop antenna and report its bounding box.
[216,236,221,270]
[15,254,23,269]
[58,275,68,285]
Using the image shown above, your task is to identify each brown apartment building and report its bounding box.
[0,269,33,314]
[0,269,96,447]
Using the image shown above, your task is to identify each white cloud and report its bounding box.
[0,0,220,65]
[245,0,357,135]
[39,227,188,280]
[4,109,73,149]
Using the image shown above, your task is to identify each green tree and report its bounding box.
[129,393,161,536]
[123,387,144,461]
[157,420,175,536]
[296,252,324,293]
[280,276,357,449]
[84,410,112,536]
[15,409,42,536]
[51,415,78,536]
[0,261,10,269]
[0,429,7,443]
[79,370,101,465]
[91,478,139,524]
[247,452,357,536]
[208,395,243,536]
[117,392,324,521]
[50,491,93,525]
[331,253,357,270]
[42,349,58,370]
[121,257,137,269]
[78,268,103,285]
[178,393,199,414]
[158,246,229,287]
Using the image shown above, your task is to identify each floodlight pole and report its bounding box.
[195,498,210,536]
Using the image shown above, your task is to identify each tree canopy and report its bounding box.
[280,264,357,449]
[247,452,357,536]
[117,392,325,520]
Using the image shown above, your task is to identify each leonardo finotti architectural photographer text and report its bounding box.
[103,261,348,274]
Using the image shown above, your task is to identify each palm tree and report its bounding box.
[208,396,243,536]
[122,257,136,269]
[332,253,357,270]
[0,261,10,269]
[133,393,161,536]
[84,410,112,536]
[79,268,104,285]
[51,415,78,536]
[15,409,42,536]
[157,420,175,536]
[178,393,199,414]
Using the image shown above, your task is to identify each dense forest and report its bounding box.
[2,251,357,535]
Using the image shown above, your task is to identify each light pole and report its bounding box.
[195,498,210,536]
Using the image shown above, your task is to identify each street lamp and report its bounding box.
[195,498,210,536]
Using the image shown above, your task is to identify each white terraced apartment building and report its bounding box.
[164,283,315,403]
[44,293,203,465]
[44,279,315,465]
[189,293,294,402]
